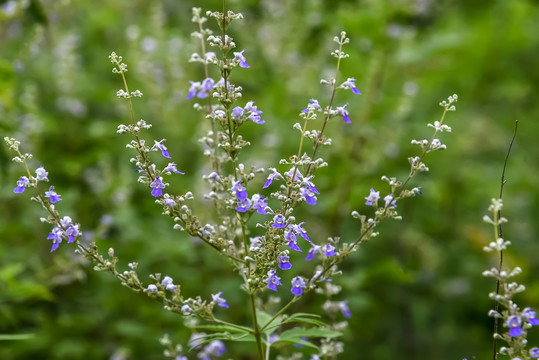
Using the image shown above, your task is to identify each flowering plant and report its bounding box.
[6,3,536,360]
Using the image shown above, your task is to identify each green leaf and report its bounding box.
[272,326,342,350]
[188,331,255,351]
[257,311,281,334]
[192,324,252,334]
[283,312,328,327]
[0,334,36,341]
[279,327,342,340]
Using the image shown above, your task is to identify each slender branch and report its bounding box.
[491,119,518,360]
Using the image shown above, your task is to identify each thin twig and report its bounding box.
[492,119,518,360]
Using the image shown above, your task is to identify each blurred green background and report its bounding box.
[1,0,539,359]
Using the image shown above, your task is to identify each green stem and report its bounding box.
[250,293,265,360]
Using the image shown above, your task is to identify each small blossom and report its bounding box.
[202,77,214,91]
[265,269,282,291]
[365,188,380,206]
[235,198,251,212]
[232,106,244,121]
[291,276,306,296]
[231,180,248,200]
[278,255,292,270]
[322,243,337,257]
[212,291,229,308]
[335,103,351,123]
[251,194,268,214]
[530,348,539,359]
[181,305,192,314]
[45,186,62,203]
[263,168,283,188]
[161,276,177,291]
[272,214,286,228]
[339,301,352,318]
[245,101,265,124]
[150,176,166,197]
[340,77,362,94]
[187,81,200,100]
[233,49,250,68]
[302,99,322,113]
[35,166,49,182]
[305,245,321,261]
[384,194,397,207]
[47,226,63,252]
[506,315,523,337]
[200,340,226,359]
[13,176,30,193]
[153,139,171,158]
[285,228,302,252]
[147,284,158,293]
[163,198,176,208]
[302,188,317,205]
[523,308,539,325]
[163,162,185,174]
[293,222,310,242]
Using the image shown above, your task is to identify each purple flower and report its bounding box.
[13,176,30,193]
[153,139,171,158]
[212,291,229,308]
[232,106,244,121]
[146,284,158,293]
[302,188,317,205]
[322,243,337,257]
[341,77,362,95]
[302,99,322,113]
[285,228,302,252]
[200,340,226,359]
[285,167,302,181]
[263,168,283,188]
[47,226,64,252]
[339,301,352,318]
[523,308,539,326]
[265,269,282,291]
[61,216,79,243]
[233,49,250,68]
[291,276,306,296]
[161,276,177,291]
[163,198,176,208]
[384,194,397,207]
[302,176,319,195]
[251,194,268,214]
[45,186,62,203]
[245,101,265,124]
[272,214,286,228]
[506,315,523,337]
[530,348,539,359]
[235,198,251,212]
[202,77,214,91]
[35,166,49,182]
[231,180,248,200]
[187,81,201,100]
[365,188,380,206]
[181,304,192,314]
[293,222,311,242]
[163,162,185,175]
[305,245,321,261]
[150,176,166,197]
[278,255,292,270]
[335,103,351,123]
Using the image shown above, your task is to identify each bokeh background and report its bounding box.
[1,0,539,359]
